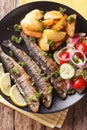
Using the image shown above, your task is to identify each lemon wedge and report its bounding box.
[10,85,27,107]
[0,63,4,77]
[0,73,11,96]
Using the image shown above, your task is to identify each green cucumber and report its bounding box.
[60,63,75,79]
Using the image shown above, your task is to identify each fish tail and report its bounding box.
[2,40,12,48]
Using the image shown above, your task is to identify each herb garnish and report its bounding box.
[29,37,36,43]
[29,92,42,101]
[9,50,13,56]
[11,68,20,75]
[47,40,55,46]
[45,76,50,81]
[59,7,66,15]
[48,86,53,94]
[67,16,75,23]
[51,71,59,77]
[14,24,21,32]
[11,35,22,44]
[18,61,27,67]
[67,89,76,95]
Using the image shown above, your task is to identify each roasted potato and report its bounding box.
[44,29,66,42]
[21,26,42,38]
[44,10,63,19]
[25,9,43,20]
[43,19,55,27]
[21,18,43,32]
[65,14,76,37]
[38,34,50,51]
[52,14,68,30]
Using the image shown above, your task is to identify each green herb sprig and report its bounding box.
[14,24,21,32]
[11,35,22,44]
[18,61,27,67]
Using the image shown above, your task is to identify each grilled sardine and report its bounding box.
[2,40,52,108]
[21,32,67,99]
[0,47,40,112]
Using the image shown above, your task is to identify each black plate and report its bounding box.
[0,1,87,113]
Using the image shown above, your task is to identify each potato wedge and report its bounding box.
[66,14,76,37]
[44,10,63,19]
[52,14,68,30]
[21,26,42,38]
[44,29,66,42]
[21,18,43,32]
[25,9,43,20]
[38,34,50,51]
[43,19,54,27]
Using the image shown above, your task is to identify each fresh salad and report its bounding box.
[53,34,87,93]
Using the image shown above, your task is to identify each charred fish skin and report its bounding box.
[0,47,40,112]
[21,32,67,99]
[2,40,52,108]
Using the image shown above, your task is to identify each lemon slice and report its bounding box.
[10,85,27,107]
[0,63,4,77]
[0,73,11,96]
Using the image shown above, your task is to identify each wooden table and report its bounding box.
[0,0,87,130]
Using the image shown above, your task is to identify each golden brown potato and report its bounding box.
[44,10,63,19]
[52,14,68,30]
[44,29,66,42]
[21,26,42,38]
[38,34,50,51]
[21,18,43,32]
[43,19,54,27]
[65,14,76,37]
[25,9,43,20]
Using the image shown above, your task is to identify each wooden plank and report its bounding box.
[0,0,20,20]
[15,111,46,130]
[0,103,14,130]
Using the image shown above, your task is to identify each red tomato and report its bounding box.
[76,42,87,57]
[59,51,70,64]
[73,77,87,90]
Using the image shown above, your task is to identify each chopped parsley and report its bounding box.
[9,50,13,56]
[59,7,66,15]
[67,89,76,95]
[29,37,36,43]
[18,61,27,67]
[45,76,50,81]
[67,16,75,23]
[48,86,53,94]
[11,35,22,44]
[47,40,55,47]
[29,92,42,101]
[61,22,65,27]
[11,68,20,75]
[14,24,21,32]
[51,71,59,77]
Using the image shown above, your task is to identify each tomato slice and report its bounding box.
[73,77,87,90]
[59,51,70,64]
[76,42,87,57]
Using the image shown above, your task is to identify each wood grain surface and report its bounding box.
[0,0,87,130]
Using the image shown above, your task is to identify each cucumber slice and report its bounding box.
[60,63,75,79]
[53,51,60,64]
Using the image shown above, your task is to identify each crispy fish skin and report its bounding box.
[21,32,67,99]
[0,47,40,112]
[2,40,52,108]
